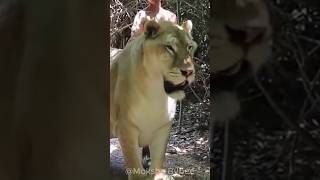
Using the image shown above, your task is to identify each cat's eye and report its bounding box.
[165,45,175,55]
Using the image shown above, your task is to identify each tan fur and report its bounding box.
[110,21,197,179]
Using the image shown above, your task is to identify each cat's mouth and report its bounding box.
[163,80,188,94]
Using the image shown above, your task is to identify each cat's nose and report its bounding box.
[180,69,194,77]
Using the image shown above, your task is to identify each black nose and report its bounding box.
[180,69,194,77]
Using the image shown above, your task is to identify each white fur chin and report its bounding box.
[167,97,177,120]
[167,90,185,100]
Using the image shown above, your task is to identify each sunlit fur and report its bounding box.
[110,20,197,179]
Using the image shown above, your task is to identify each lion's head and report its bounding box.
[135,20,197,100]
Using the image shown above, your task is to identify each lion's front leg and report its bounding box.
[149,122,174,180]
[118,123,145,180]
